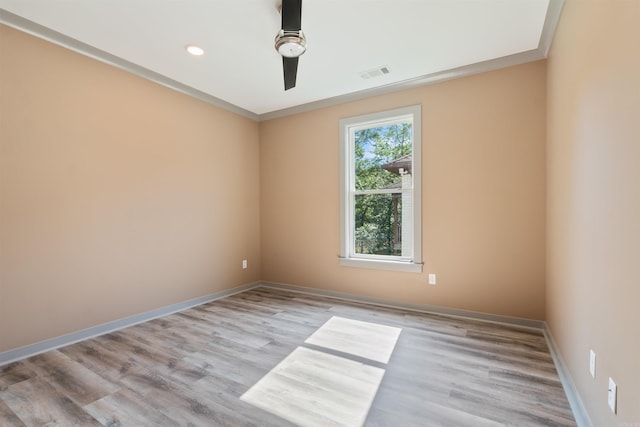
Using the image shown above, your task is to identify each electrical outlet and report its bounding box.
[589,350,596,378]
[428,273,436,285]
[242,259,248,269]
[608,377,617,414]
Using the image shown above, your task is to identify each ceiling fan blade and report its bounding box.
[283,56,299,90]
[282,0,302,31]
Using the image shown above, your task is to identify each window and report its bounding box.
[339,105,422,272]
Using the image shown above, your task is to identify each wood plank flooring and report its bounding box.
[0,287,576,426]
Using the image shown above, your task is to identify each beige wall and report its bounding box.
[260,61,547,320]
[4,5,636,422]
[546,0,640,424]
[0,25,261,352]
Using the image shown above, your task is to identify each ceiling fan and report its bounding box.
[274,0,306,90]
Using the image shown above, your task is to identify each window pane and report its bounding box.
[354,193,402,256]
[354,123,412,191]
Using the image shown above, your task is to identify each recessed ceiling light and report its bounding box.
[185,45,204,56]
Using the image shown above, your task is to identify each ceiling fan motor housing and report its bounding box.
[275,30,307,58]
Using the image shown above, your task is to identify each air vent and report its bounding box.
[360,66,391,80]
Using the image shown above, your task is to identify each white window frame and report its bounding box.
[339,105,422,272]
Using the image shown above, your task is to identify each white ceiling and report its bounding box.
[0,0,562,120]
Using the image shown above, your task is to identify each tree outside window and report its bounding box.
[354,124,412,256]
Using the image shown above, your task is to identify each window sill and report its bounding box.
[338,257,423,273]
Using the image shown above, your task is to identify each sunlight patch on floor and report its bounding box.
[240,316,402,427]
[305,316,402,363]
[240,346,385,427]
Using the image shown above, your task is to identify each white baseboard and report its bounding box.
[259,280,545,329]
[1,278,592,427]
[543,325,593,427]
[0,281,261,366]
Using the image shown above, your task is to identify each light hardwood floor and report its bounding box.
[0,287,576,426]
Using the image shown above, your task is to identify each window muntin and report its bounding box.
[340,106,422,272]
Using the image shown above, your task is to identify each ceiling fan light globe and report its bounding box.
[278,41,306,58]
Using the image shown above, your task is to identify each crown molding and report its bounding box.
[0,9,260,121]
[259,49,545,121]
[261,0,564,121]
[539,0,565,57]
[2,0,564,122]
